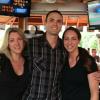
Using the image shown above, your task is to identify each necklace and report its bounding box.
[11,57,25,75]
[69,55,79,68]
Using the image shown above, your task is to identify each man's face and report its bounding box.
[45,12,63,36]
[92,50,97,57]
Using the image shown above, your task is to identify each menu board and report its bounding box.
[0,0,31,17]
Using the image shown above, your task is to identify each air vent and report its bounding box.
[46,0,56,3]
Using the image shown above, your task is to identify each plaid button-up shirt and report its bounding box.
[22,34,65,100]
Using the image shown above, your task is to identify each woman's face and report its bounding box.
[63,30,80,53]
[8,32,24,55]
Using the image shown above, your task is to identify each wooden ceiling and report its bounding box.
[0,15,88,27]
[31,0,91,3]
[0,0,93,26]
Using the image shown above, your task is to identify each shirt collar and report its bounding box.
[40,34,63,49]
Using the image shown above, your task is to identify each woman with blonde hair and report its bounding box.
[0,27,30,100]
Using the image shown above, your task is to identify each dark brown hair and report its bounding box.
[62,27,81,41]
[45,10,63,22]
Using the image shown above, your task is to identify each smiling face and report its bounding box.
[8,32,24,55]
[45,12,63,36]
[63,30,80,53]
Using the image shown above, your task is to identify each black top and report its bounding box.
[0,54,30,100]
[94,55,100,62]
[62,48,98,100]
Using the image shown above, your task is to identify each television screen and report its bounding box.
[0,0,12,4]
[87,0,100,30]
[0,0,31,17]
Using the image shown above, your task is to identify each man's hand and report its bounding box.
[94,71,100,82]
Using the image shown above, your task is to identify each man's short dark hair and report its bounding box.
[45,10,63,22]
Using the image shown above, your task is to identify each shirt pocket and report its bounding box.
[32,57,47,72]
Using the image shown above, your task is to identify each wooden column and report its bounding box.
[18,17,28,31]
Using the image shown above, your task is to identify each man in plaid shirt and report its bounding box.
[22,10,65,100]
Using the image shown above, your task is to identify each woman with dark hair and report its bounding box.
[61,27,99,100]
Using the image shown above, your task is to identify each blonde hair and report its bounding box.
[0,27,27,59]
